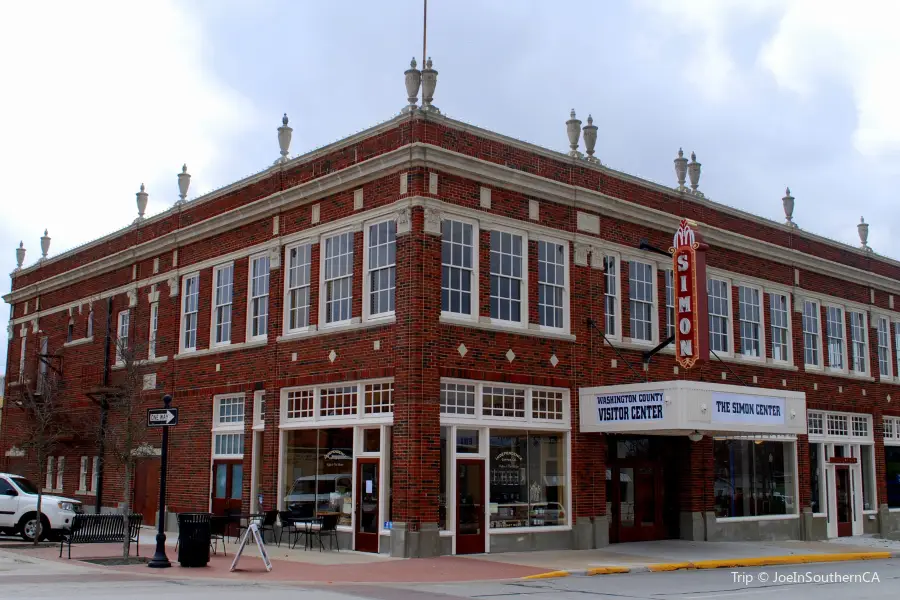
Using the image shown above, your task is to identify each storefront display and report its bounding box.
[283,428,354,526]
[713,438,796,518]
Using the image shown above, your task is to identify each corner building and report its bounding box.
[4,97,900,557]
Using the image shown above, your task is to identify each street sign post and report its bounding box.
[147,407,178,427]
[148,395,176,569]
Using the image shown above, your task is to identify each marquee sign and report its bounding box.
[670,220,709,369]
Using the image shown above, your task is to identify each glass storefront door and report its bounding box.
[355,458,380,552]
[456,459,485,554]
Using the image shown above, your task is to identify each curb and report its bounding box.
[521,551,895,580]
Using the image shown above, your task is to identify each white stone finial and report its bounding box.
[858,216,871,251]
[688,151,702,196]
[782,187,796,228]
[420,57,439,114]
[40,229,50,259]
[135,183,149,219]
[582,114,599,164]
[276,113,293,164]
[674,148,688,192]
[566,109,583,158]
[15,241,25,270]
[403,57,422,113]
[177,165,191,204]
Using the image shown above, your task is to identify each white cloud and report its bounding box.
[0,0,257,260]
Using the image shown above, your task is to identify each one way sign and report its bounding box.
[147,407,179,427]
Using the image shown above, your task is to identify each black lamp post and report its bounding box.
[148,394,172,568]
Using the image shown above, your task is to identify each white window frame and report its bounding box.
[848,310,869,376]
[736,283,765,361]
[91,457,99,494]
[440,215,480,321]
[627,258,657,345]
[279,379,395,428]
[253,390,266,431]
[148,301,159,359]
[802,298,823,370]
[707,275,733,357]
[115,310,130,364]
[86,307,94,339]
[876,315,893,380]
[319,229,356,328]
[486,224,528,327]
[78,456,88,493]
[603,253,621,340]
[44,456,54,491]
[36,336,48,394]
[211,263,234,347]
[18,335,26,383]
[825,304,848,374]
[768,290,792,366]
[535,236,570,334]
[438,378,571,431]
[283,241,314,334]
[363,218,397,322]
[55,456,65,492]
[665,269,675,340]
[212,393,246,460]
[247,253,270,341]
[180,272,200,353]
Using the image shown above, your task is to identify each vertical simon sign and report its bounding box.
[670,219,709,369]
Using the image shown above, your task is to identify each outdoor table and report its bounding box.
[289,517,322,550]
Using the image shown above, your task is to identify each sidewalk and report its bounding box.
[1,534,897,585]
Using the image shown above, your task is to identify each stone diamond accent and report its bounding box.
[328,349,337,363]
[549,354,559,367]
[506,349,516,363]
[458,343,468,357]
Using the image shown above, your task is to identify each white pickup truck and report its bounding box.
[0,472,83,541]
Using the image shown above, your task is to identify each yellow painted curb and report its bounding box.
[587,566,631,575]
[648,562,695,572]
[523,570,572,580]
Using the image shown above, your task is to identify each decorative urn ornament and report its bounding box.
[858,216,871,251]
[687,152,702,195]
[782,187,796,227]
[674,148,688,192]
[582,114,599,163]
[403,57,421,113]
[566,109,582,158]
[15,241,25,270]
[420,57,439,113]
[40,229,51,259]
[136,183,149,218]
[276,113,292,163]
[177,165,191,203]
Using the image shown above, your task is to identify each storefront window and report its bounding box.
[489,430,566,528]
[861,445,876,511]
[809,442,822,513]
[283,428,354,526]
[886,446,900,508]
[713,439,796,518]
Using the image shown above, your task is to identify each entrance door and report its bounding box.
[212,460,243,515]
[835,466,852,537]
[355,458,380,552]
[456,459,485,554]
[611,464,664,543]
[133,458,160,526]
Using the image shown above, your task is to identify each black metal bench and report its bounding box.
[59,514,143,559]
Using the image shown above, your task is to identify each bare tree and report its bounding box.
[13,363,68,545]
[96,336,154,558]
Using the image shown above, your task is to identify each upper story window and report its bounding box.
[895,323,900,380]
[604,255,618,337]
[323,232,354,325]
[249,255,270,339]
[181,274,199,352]
[849,311,867,374]
[213,264,233,346]
[440,382,476,415]
[628,261,654,342]
[877,317,892,378]
[707,278,730,354]
[441,219,474,317]
[826,305,845,370]
[286,243,312,331]
[802,300,820,367]
[665,269,675,339]
[18,335,26,383]
[738,285,761,358]
[366,220,396,319]
[148,302,159,359]
[115,310,130,363]
[66,317,74,343]
[770,292,789,362]
[87,307,94,339]
[489,230,524,323]
[537,240,566,329]
[36,337,48,394]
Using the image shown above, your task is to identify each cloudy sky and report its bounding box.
[2,0,899,374]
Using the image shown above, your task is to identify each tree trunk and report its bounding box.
[34,491,43,546]
[121,461,133,558]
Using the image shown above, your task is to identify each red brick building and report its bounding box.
[3,64,900,556]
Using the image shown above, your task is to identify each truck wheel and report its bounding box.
[18,513,50,542]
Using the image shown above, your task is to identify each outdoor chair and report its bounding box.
[209,515,229,556]
[311,513,340,552]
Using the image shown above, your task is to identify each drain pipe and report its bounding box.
[94,297,112,514]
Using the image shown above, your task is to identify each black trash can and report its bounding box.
[177,512,211,567]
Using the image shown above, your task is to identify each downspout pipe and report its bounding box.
[95,296,112,514]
